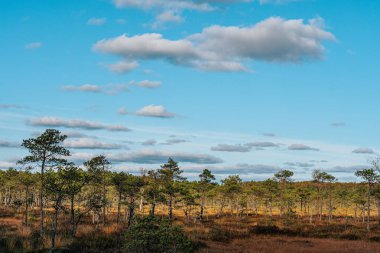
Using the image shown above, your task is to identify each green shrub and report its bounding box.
[124,217,195,253]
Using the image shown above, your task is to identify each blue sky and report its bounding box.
[1,0,380,181]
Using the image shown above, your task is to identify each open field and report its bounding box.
[1,205,380,252]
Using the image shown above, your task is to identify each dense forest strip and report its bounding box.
[1,129,380,252]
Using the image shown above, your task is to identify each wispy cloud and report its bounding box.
[88,17,107,25]
[130,80,161,88]
[0,140,20,148]
[288,144,320,151]
[352,148,375,154]
[62,84,129,95]
[25,42,42,50]
[211,144,251,152]
[106,60,139,73]
[64,138,123,150]
[160,138,189,145]
[211,141,278,152]
[111,149,223,164]
[0,104,27,109]
[141,139,157,146]
[27,117,131,132]
[331,122,346,127]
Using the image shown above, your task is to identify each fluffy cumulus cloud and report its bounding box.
[153,11,183,28]
[136,105,175,118]
[352,148,375,154]
[288,144,319,151]
[27,117,131,132]
[94,17,335,72]
[62,84,129,95]
[110,150,223,164]
[64,138,123,150]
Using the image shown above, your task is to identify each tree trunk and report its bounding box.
[150,194,156,217]
[40,158,45,236]
[50,206,59,253]
[168,195,173,221]
[200,196,205,220]
[377,198,380,225]
[128,195,135,227]
[24,187,29,226]
[117,191,122,224]
[70,196,75,236]
[367,183,371,232]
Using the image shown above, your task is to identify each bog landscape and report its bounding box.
[1,1,380,252]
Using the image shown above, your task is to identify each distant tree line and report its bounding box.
[1,129,380,252]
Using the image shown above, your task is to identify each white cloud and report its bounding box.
[110,149,223,164]
[62,84,129,95]
[184,163,280,175]
[288,144,320,151]
[0,104,26,109]
[211,144,251,152]
[0,161,14,169]
[88,17,107,25]
[116,18,127,24]
[64,138,123,150]
[136,105,175,118]
[27,117,131,132]
[161,138,189,145]
[153,11,183,28]
[131,80,161,88]
[118,107,129,115]
[106,60,139,73]
[113,0,213,11]
[352,148,375,154]
[0,140,19,148]
[25,42,42,50]
[245,141,279,148]
[94,17,335,72]
[141,139,157,146]
[331,122,346,127]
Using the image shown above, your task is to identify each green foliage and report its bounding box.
[18,129,69,167]
[124,217,195,253]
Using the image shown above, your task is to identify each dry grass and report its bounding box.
[1,205,380,252]
[199,235,380,253]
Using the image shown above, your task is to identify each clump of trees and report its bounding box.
[1,129,380,252]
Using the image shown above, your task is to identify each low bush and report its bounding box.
[124,216,196,253]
